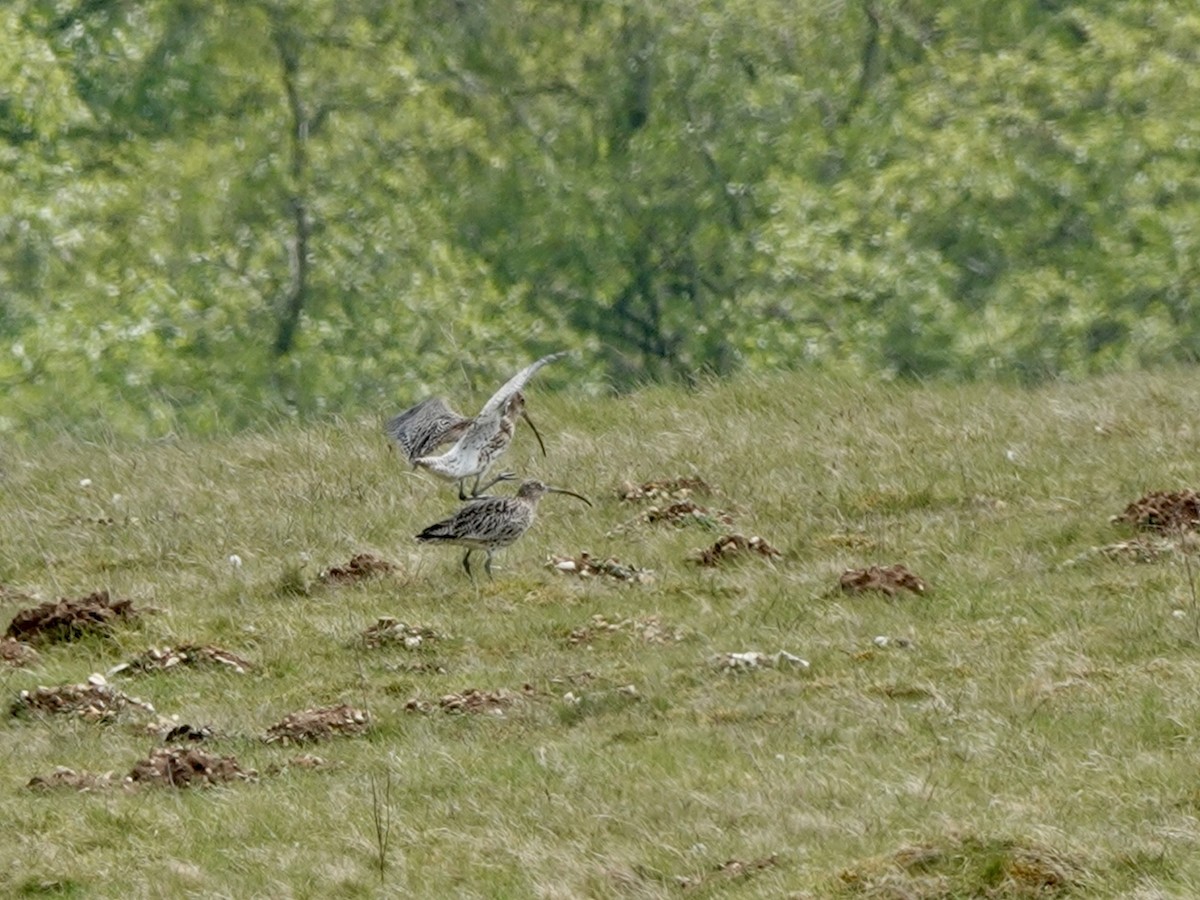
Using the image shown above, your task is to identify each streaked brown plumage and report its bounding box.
[411,353,564,499]
[384,397,473,463]
[415,479,592,577]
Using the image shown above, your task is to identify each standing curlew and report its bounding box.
[410,352,565,499]
[415,479,592,578]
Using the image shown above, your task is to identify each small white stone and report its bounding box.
[1005,449,1018,462]
[228,554,243,568]
[79,478,93,488]
[1172,609,1186,619]
[87,673,107,686]
[874,635,890,647]
[562,691,581,705]
[618,684,638,696]
[404,635,422,649]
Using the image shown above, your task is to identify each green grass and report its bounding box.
[3,368,1200,897]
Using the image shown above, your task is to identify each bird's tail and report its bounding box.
[415,522,457,542]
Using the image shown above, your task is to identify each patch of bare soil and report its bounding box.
[676,854,780,891]
[690,533,782,566]
[318,553,396,585]
[128,747,256,788]
[264,704,370,743]
[646,500,734,528]
[405,686,530,715]
[548,552,654,582]
[360,617,443,649]
[10,675,156,722]
[109,644,254,676]
[5,590,140,645]
[618,476,712,502]
[567,614,687,646]
[835,835,1085,898]
[840,564,928,597]
[1115,490,1200,532]
[27,767,117,792]
[0,637,39,668]
[610,500,736,535]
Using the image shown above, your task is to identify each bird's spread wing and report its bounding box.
[385,397,468,461]
[476,352,567,418]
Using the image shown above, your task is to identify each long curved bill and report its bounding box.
[547,486,593,507]
[521,409,549,457]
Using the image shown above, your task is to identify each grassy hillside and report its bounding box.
[2,368,1200,898]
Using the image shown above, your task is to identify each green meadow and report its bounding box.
[3,368,1200,897]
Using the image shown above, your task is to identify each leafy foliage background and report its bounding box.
[2,0,1198,436]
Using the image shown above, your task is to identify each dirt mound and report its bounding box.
[5,590,140,645]
[548,552,654,582]
[360,617,443,649]
[618,476,712,502]
[835,834,1085,897]
[128,747,256,788]
[405,687,527,715]
[110,644,254,676]
[610,500,735,535]
[10,675,156,722]
[264,704,370,743]
[1115,490,1200,532]
[690,533,782,566]
[840,564,928,597]
[319,553,397,585]
[1,637,39,668]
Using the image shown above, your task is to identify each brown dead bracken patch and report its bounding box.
[0,637,39,668]
[5,590,140,645]
[1115,490,1200,532]
[318,553,396,585]
[27,767,117,792]
[110,644,254,676]
[128,747,256,788]
[264,704,370,743]
[547,552,654,582]
[618,476,712,502]
[840,564,928,597]
[11,676,156,722]
[360,616,443,649]
[405,687,528,715]
[690,533,782,566]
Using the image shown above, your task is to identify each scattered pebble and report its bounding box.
[710,651,810,671]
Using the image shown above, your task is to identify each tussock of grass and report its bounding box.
[2,368,1200,895]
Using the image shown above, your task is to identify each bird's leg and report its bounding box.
[474,471,517,496]
[458,480,470,502]
[462,550,473,578]
[467,473,486,498]
[484,550,495,579]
